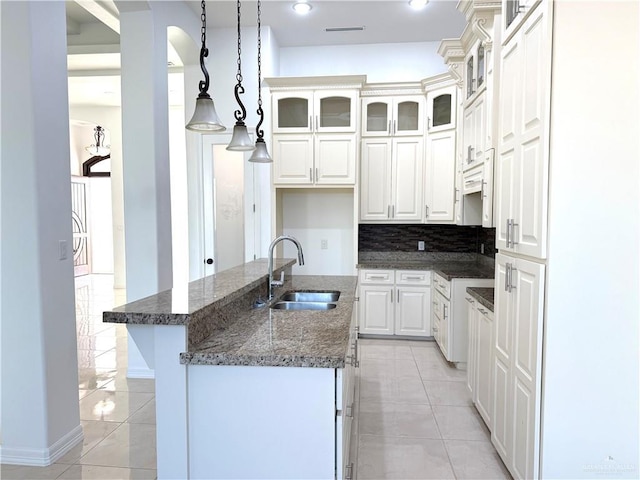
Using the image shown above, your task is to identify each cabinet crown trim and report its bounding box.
[265,75,367,91]
[437,38,465,63]
[421,72,456,90]
[360,82,424,97]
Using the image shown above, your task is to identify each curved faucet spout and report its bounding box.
[267,235,305,300]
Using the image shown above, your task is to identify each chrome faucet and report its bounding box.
[268,235,305,300]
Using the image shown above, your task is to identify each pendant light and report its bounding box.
[227,0,255,151]
[186,0,226,132]
[85,126,110,156]
[248,0,272,163]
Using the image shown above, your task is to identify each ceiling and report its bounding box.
[66,0,466,107]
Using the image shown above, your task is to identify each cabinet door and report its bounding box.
[272,135,314,184]
[315,90,357,133]
[360,139,392,221]
[492,253,513,462]
[393,96,425,136]
[476,306,494,429]
[391,137,423,222]
[427,85,457,133]
[466,296,478,399]
[462,106,474,170]
[503,0,542,42]
[361,98,392,137]
[425,130,456,223]
[315,134,356,185]
[512,8,549,260]
[272,92,313,133]
[473,96,486,165]
[395,286,431,336]
[510,258,544,480]
[359,285,394,335]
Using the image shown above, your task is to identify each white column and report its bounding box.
[0,1,82,465]
[119,8,175,377]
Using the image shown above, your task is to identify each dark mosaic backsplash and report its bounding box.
[359,224,496,258]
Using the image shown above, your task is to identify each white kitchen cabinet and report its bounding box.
[426,85,457,133]
[360,137,423,222]
[424,130,456,224]
[503,0,541,43]
[493,253,545,480]
[268,77,365,187]
[496,5,551,259]
[466,295,478,400]
[475,303,494,428]
[272,90,358,134]
[481,150,495,227]
[462,94,486,172]
[359,269,431,337]
[361,95,425,137]
[432,272,493,364]
[338,300,359,479]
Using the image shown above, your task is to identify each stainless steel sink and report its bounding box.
[271,301,337,311]
[280,291,341,302]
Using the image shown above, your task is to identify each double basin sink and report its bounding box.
[271,291,340,311]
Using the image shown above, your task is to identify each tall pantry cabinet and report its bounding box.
[492,1,550,479]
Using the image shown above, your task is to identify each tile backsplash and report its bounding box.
[358,224,496,258]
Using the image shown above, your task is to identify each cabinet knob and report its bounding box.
[205,258,214,265]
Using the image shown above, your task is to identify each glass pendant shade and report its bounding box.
[248,138,272,163]
[227,122,255,151]
[186,95,226,132]
[85,126,110,156]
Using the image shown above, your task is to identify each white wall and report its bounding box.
[541,2,639,478]
[279,41,446,82]
[281,189,355,276]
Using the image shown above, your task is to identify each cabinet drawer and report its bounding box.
[359,269,394,285]
[432,273,451,298]
[462,164,483,194]
[396,270,431,286]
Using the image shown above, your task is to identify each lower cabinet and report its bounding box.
[493,253,545,480]
[359,269,431,336]
[466,294,495,429]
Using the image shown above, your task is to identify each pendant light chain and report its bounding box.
[255,0,264,140]
[197,0,210,96]
[233,0,247,122]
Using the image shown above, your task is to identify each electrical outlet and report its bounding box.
[321,239,328,250]
[59,240,68,260]
[418,240,425,251]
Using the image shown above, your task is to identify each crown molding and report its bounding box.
[360,82,424,97]
[264,75,367,91]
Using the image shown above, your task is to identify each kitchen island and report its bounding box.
[104,259,359,480]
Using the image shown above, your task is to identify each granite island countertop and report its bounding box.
[180,275,357,369]
[466,287,495,312]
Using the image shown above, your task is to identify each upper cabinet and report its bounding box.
[426,85,457,133]
[267,76,366,186]
[361,87,425,137]
[502,0,541,42]
[272,90,358,134]
[465,43,486,100]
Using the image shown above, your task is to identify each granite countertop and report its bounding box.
[103,258,296,326]
[358,258,495,281]
[466,287,495,312]
[180,275,357,369]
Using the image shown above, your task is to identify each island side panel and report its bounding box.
[154,325,189,480]
[188,365,336,480]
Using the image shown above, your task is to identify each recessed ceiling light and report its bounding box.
[293,2,312,15]
[409,0,428,10]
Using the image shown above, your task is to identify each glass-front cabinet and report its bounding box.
[466,42,487,100]
[361,96,425,137]
[426,85,457,133]
[272,90,357,134]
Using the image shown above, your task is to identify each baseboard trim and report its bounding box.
[127,367,155,379]
[0,424,83,466]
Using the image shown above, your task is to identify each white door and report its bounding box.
[395,286,430,336]
[393,96,425,136]
[426,85,457,133]
[201,136,248,276]
[466,296,478,398]
[359,285,394,335]
[391,137,423,222]
[314,90,357,133]
[476,306,494,428]
[272,91,313,133]
[425,130,456,223]
[360,138,392,221]
[361,98,392,137]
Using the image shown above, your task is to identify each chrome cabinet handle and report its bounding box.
[465,296,474,304]
[315,167,318,182]
[482,181,487,198]
[388,120,391,135]
[387,205,391,218]
[393,120,396,134]
[397,288,400,303]
[345,463,354,480]
[478,307,488,315]
[390,289,394,303]
[368,275,386,280]
[505,263,510,292]
[315,115,318,130]
[309,116,312,130]
[309,168,313,182]
[427,116,431,130]
[506,219,512,248]
[425,205,429,218]
[392,205,395,218]
[455,188,459,203]
[508,266,517,293]
[511,221,519,246]
[443,304,448,319]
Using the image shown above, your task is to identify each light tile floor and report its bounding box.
[2,275,510,480]
[354,338,512,480]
